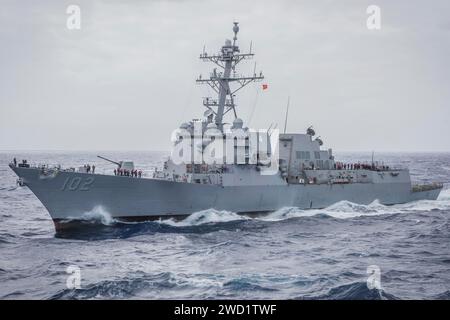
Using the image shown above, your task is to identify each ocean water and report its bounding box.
[0,151,449,300]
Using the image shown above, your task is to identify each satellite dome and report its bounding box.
[315,137,323,146]
[204,109,214,118]
[306,126,315,136]
[233,23,239,34]
[180,122,190,129]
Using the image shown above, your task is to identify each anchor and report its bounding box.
[16,178,25,187]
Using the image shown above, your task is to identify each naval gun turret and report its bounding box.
[97,155,135,171]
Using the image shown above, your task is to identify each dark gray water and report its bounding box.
[0,151,449,300]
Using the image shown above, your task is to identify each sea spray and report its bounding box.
[161,209,248,227]
[79,206,116,225]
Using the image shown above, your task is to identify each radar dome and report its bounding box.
[232,118,244,129]
[315,137,323,146]
[204,109,213,117]
[180,122,190,129]
[306,126,315,136]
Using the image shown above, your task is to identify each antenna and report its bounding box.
[283,96,290,134]
[371,151,375,166]
[232,21,239,46]
[249,40,253,54]
[196,22,264,130]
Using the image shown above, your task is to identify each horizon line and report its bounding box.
[0,149,449,154]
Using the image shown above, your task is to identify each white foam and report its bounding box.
[261,188,450,221]
[437,186,450,201]
[159,187,450,226]
[161,208,248,227]
[79,206,116,225]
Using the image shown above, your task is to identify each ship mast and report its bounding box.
[196,22,264,130]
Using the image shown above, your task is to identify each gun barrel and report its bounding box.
[97,155,121,167]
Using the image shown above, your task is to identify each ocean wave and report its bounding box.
[48,274,400,300]
[437,186,450,201]
[0,233,17,244]
[161,209,249,227]
[222,279,278,292]
[64,206,116,226]
[264,190,450,221]
[49,272,173,299]
[48,272,222,300]
[434,290,450,300]
[300,282,399,300]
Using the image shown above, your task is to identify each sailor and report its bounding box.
[114,169,117,176]
[87,164,91,173]
[138,170,142,178]
[92,165,95,174]
[13,158,17,167]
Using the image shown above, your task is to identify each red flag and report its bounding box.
[262,84,268,90]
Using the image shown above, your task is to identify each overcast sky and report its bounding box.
[0,0,449,152]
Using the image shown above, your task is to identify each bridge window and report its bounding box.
[314,151,320,159]
[296,151,310,159]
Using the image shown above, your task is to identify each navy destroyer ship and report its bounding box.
[9,23,442,230]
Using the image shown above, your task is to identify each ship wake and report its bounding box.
[162,209,249,227]
[163,187,450,226]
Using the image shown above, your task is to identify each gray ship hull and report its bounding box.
[10,165,442,230]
